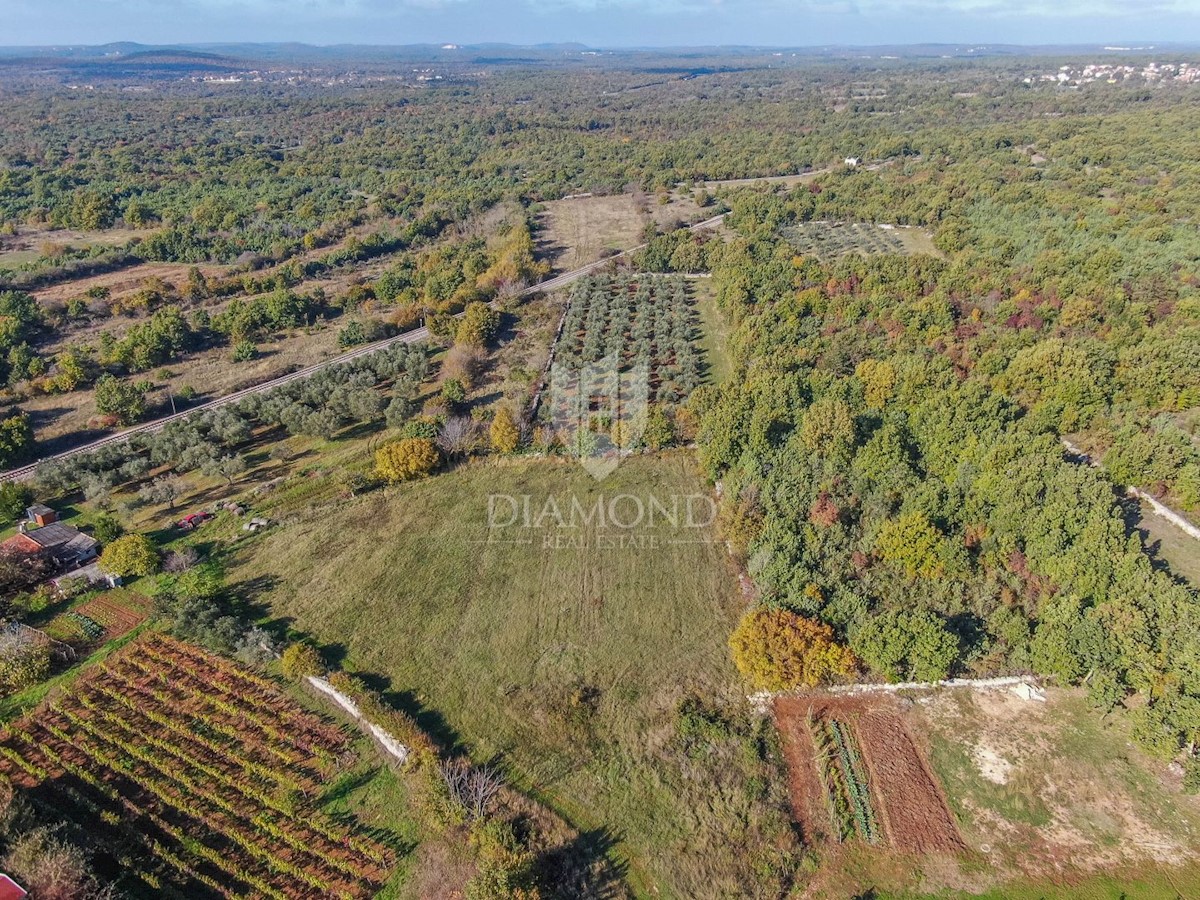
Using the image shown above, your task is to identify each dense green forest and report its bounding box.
[684,98,1200,757]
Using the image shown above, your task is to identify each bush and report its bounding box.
[98,534,159,578]
[231,339,257,362]
[729,608,856,691]
[0,630,51,695]
[91,514,124,544]
[281,641,325,680]
[489,407,520,454]
[3,826,112,900]
[376,437,440,483]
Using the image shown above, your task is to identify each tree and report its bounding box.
[139,475,183,511]
[202,454,247,486]
[375,438,440,483]
[91,514,124,544]
[386,395,417,429]
[99,534,159,579]
[281,641,325,680]
[640,405,674,451]
[0,547,54,599]
[800,397,855,459]
[873,511,948,579]
[729,608,856,691]
[0,483,31,524]
[456,302,501,347]
[852,609,958,683]
[490,407,520,453]
[441,378,467,409]
[93,374,146,425]
[0,411,32,469]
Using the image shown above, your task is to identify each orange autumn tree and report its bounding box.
[730,608,856,691]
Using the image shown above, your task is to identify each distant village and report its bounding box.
[1027,60,1200,86]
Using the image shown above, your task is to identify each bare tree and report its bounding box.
[437,759,504,821]
[436,416,480,458]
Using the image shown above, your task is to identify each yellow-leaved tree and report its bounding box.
[375,438,440,483]
[489,407,520,454]
[729,608,856,691]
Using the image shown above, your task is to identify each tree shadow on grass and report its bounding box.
[533,825,629,900]
[349,669,465,755]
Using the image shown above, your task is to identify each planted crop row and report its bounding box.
[0,637,394,898]
[555,273,702,403]
[806,713,880,844]
[828,719,880,844]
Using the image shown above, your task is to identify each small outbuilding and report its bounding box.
[25,504,56,527]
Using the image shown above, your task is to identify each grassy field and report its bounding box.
[1133,499,1200,587]
[536,191,703,272]
[782,221,941,259]
[224,452,799,898]
[694,280,733,385]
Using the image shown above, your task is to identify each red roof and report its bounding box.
[0,534,41,556]
[0,874,27,900]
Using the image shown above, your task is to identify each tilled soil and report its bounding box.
[773,695,964,854]
[856,710,965,853]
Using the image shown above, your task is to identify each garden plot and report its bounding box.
[774,695,963,854]
[783,221,938,260]
[0,633,395,898]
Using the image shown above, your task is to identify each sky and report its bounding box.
[3,0,1200,48]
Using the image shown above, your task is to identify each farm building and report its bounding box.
[2,523,99,570]
[0,874,25,900]
[24,504,56,527]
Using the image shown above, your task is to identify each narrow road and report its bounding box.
[1061,438,1200,541]
[0,210,732,483]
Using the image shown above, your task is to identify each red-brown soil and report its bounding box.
[773,695,964,854]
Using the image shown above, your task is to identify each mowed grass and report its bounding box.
[226,452,791,898]
[694,280,734,385]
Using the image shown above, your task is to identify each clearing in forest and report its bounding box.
[782,221,939,259]
[0,632,395,899]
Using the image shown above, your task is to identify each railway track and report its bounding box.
[0,207,735,484]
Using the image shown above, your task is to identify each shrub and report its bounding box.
[0,630,51,695]
[3,826,110,900]
[231,339,257,362]
[376,437,440,483]
[281,641,325,680]
[456,302,501,347]
[729,608,856,691]
[98,534,159,578]
[489,407,520,454]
